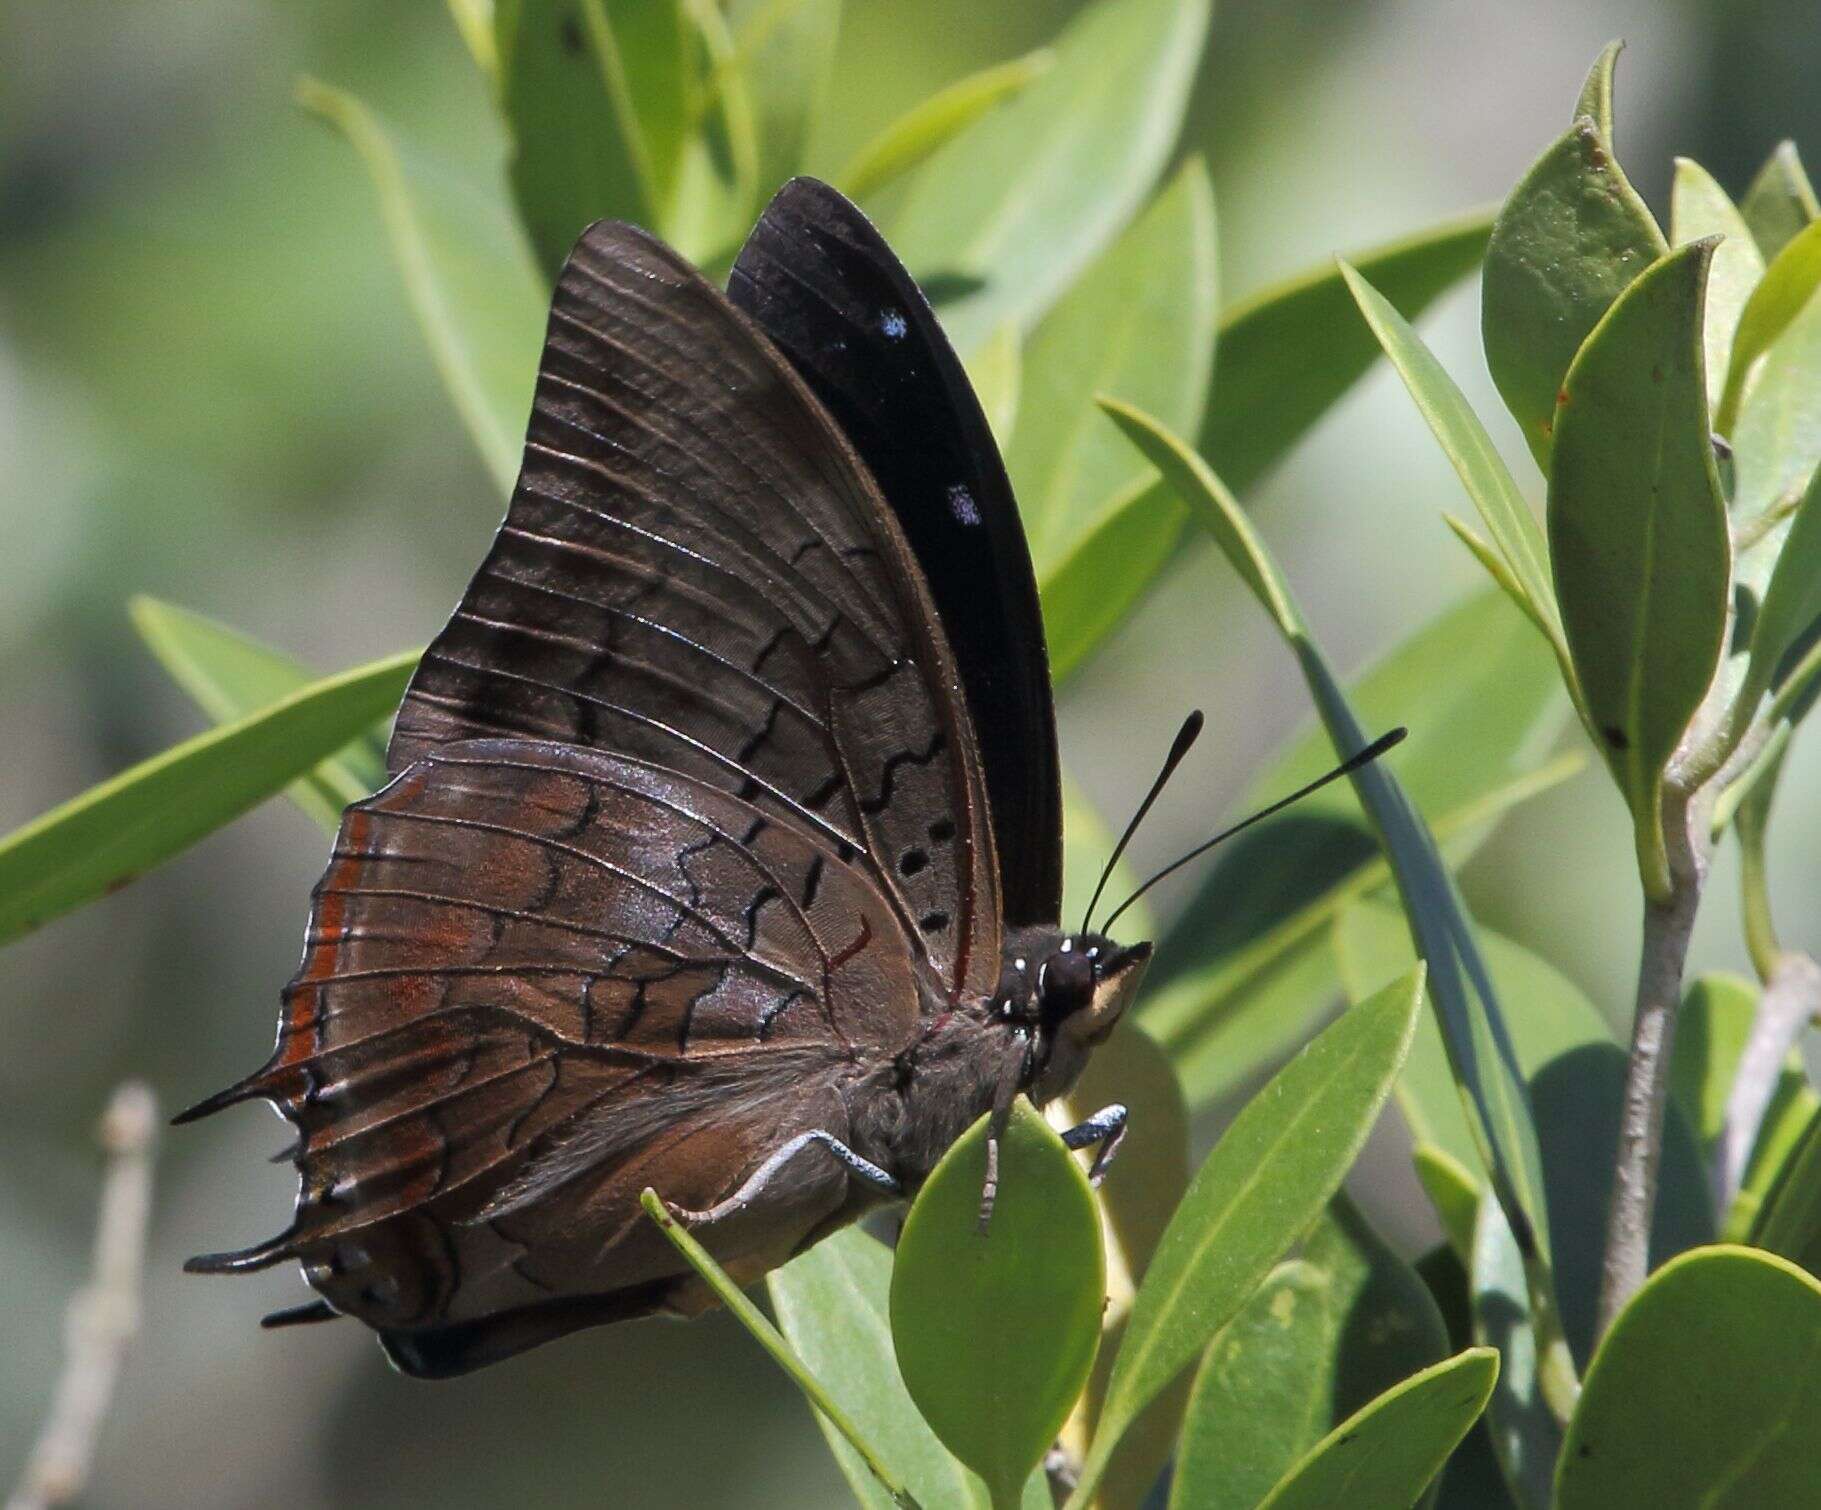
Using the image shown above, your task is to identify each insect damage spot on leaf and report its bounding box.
[1604,725,1631,750]
[560,13,584,55]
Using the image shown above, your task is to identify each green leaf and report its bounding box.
[1204,208,1493,495]
[1254,1348,1499,1510]
[1144,580,1571,1086]
[1067,967,1425,1507]
[1741,141,1821,261]
[446,0,500,78]
[1442,515,1554,642]
[1727,1047,1821,1242]
[1415,1143,1481,1263]
[1339,259,1562,656]
[1670,158,1766,411]
[1717,219,1821,435]
[837,50,1053,202]
[1675,969,1821,1231]
[1470,1198,1562,1509]
[297,77,543,492]
[1573,41,1621,142]
[771,1228,1004,1510]
[1170,1195,1451,1510]
[1038,478,1183,685]
[1556,1246,1821,1507]
[1145,787,1581,1120]
[1745,463,1821,715]
[726,0,842,196]
[1340,895,1713,1366]
[1482,118,1666,465]
[961,321,1021,453]
[1671,973,1772,1161]
[1013,159,1215,593]
[0,651,417,947]
[1101,402,1557,1275]
[890,1100,1102,1509]
[889,0,1209,355]
[1730,257,1821,533]
[1547,240,1730,897]
[1751,1105,1821,1278]
[642,1192,918,1507]
[1054,778,1190,1508]
[498,0,690,276]
[130,597,385,833]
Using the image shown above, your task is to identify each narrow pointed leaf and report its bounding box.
[0,650,417,946]
[890,0,1209,354]
[1102,402,1556,1274]
[130,597,385,832]
[1067,968,1425,1507]
[1170,1196,1450,1510]
[1717,219,1821,435]
[1747,463,1821,706]
[1731,256,1821,530]
[642,1192,918,1507]
[1204,208,1493,494]
[1340,259,1559,644]
[770,1229,1000,1510]
[890,1101,1102,1509]
[1548,240,1730,895]
[1341,894,1712,1366]
[1670,158,1765,409]
[1255,1348,1499,1510]
[1483,118,1666,465]
[1471,1195,1562,1508]
[1443,514,1553,639]
[1741,141,1820,261]
[298,77,543,491]
[838,50,1052,201]
[1556,1247,1821,1507]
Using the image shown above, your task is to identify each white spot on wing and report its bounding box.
[880,309,907,339]
[947,483,981,526]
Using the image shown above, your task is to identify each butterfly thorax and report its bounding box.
[849,926,1152,1188]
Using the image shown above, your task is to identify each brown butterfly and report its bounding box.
[178,180,1157,1378]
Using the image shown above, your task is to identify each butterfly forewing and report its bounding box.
[729,178,1063,928]
[389,220,1001,998]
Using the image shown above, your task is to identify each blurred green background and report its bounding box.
[3,1,1817,1504]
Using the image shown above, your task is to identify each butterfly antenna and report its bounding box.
[1099,727,1407,936]
[1080,710,1205,936]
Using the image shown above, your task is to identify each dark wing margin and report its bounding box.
[384,217,1001,1001]
[728,177,1063,930]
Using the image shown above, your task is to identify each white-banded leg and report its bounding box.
[669,1130,901,1229]
[1060,1103,1129,1187]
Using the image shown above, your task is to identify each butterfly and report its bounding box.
[178,179,1157,1379]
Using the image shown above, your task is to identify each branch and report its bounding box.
[1717,951,1821,1214]
[7,1082,157,1510]
[1597,787,1707,1340]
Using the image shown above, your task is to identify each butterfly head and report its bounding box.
[994,928,1152,1104]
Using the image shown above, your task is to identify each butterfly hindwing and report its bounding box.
[730,178,1064,929]
[193,739,916,1367]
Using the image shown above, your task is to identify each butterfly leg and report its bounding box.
[1060,1103,1129,1187]
[671,1130,901,1230]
